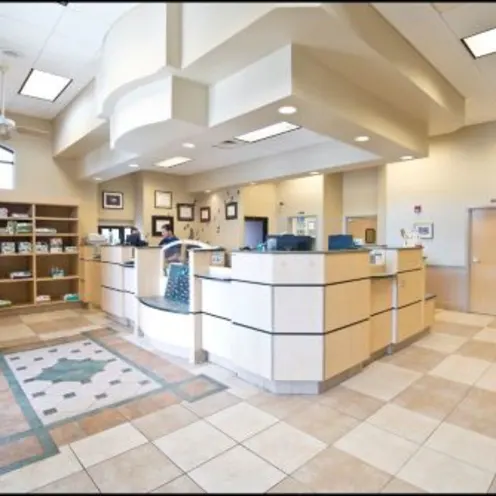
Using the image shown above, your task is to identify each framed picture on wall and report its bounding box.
[102,191,124,210]
[225,201,238,220]
[154,190,172,209]
[413,222,434,239]
[177,203,195,222]
[151,215,174,237]
[200,206,211,223]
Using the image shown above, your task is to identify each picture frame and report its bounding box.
[102,191,124,210]
[151,215,174,237]
[200,206,211,223]
[225,201,238,220]
[177,203,195,222]
[413,222,434,239]
[154,190,172,209]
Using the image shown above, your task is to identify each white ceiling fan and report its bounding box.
[0,62,50,141]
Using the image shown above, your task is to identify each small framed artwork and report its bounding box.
[177,203,195,222]
[200,206,211,223]
[225,201,238,220]
[414,222,434,239]
[151,215,174,237]
[154,190,172,209]
[102,191,124,210]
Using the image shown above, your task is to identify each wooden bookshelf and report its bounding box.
[0,201,81,312]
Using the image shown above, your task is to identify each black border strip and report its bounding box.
[397,268,422,274]
[101,284,135,295]
[394,299,423,310]
[371,307,394,317]
[228,276,371,288]
[138,296,197,315]
[425,294,436,301]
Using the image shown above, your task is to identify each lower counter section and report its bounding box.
[394,301,424,343]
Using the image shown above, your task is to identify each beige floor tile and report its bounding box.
[393,375,470,420]
[153,420,235,471]
[381,477,425,493]
[397,446,494,493]
[21,310,80,324]
[205,402,278,442]
[191,363,235,382]
[430,320,482,338]
[88,442,181,493]
[429,354,491,385]
[70,422,148,468]
[0,324,36,343]
[342,362,421,402]
[0,446,82,492]
[334,422,418,475]
[132,404,198,440]
[319,385,385,420]
[367,403,440,444]
[243,422,326,474]
[223,376,262,399]
[475,363,496,393]
[379,345,446,374]
[248,393,313,419]
[436,310,493,328]
[152,475,204,493]
[473,328,496,344]
[292,446,390,492]
[425,421,496,472]
[414,332,467,354]
[447,387,496,439]
[189,445,285,493]
[33,470,98,493]
[285,402,359,444]
[267,476,313,493]
[457,340,496,362]
[182,390,240,417]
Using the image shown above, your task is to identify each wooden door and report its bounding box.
[470,208,496,314]
[346,216,378,244]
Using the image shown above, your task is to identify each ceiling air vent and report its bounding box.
[213,139,246,150]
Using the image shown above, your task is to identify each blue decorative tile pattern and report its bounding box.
[164,263,190,305]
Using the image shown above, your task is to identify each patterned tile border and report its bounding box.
[0,327,227,476]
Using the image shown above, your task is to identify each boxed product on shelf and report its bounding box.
[17,241,32,254]
[36,295,51,303]
[50,267,65,278]
[63,293,79,302]
[9,270,32,279]
[0,208,8,218]
[0,299,12,307]
[11,213,30,218]
[36,228,57,234]
[35,242,49,253]
[15,222,32,234]
[0,242,16,254]
[6,221,15,234]
[49,246,63,253]
[64,246,78,253]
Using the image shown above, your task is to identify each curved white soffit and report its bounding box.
[97,2,171,118]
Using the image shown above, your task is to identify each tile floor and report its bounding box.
[0,308,496,492]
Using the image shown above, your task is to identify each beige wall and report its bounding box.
[242,183,278,233]
[342,168,379,218]
[98,174,137,224]
[323,173,343,242]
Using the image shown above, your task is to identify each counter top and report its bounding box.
[232,249,368,255]
[195,270,232,282]
[138,296,189,314]
[370,272,396,279]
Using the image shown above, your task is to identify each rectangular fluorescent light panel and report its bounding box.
[155,156,192,168]
[235,122,300,143]
[19,69,72,102]
[463,27,496,58]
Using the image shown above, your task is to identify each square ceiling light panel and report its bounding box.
[235,122,301,143]
[462,27,496,58]
[18,69,72,102]
[155,156,192,168]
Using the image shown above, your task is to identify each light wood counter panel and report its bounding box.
[371,277,394,315]
[395,301,423,343]
[386,248,423,273]
[370,311,393,353]
[325,251,370,284]
[325,279,370,331]
[396,270,424,308]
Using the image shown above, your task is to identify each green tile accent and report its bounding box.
[31,357,111,384]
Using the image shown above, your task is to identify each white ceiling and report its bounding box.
[0,2,138,119]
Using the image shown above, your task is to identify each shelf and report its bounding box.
[0,233,34,237]
[35,233,79,237]
[0,278,34,283]
[0,253,33,257]
[36,252,79,256]
[35,217,79,221]
[0,217,33,221]
[37,276,79,282]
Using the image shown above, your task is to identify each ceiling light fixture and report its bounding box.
[235,122,300,143]
[250,182,257,185]
[128,163,139,168]
[354,136,370,142]
[94,177,102,181]
[155,156,192,168]
[18,69,72,102]
[278,105,297,115]
[205,190,211,193]
[309,171,320,175]
[182,142,196,149]
[400,155,414,161]
[462,27,496,58]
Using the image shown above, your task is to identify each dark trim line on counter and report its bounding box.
[371,307,394,317]
[425,293,436,301]
[228,276,371,288]
[202,311,230,322]
[394,299,423,311]
[101,284,135,295]
[195,274,232,283]
[138,297,198,315]
[397,267,423,275]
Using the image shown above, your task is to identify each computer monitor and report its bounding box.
[266,234,314,252]
[328,234,356,250]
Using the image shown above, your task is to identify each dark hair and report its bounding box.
[161,224,172,233]
[130,226,139,233]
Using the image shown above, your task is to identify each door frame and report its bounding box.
[343,215,378,236]
[467,206,496,313]
[244,216,269,243]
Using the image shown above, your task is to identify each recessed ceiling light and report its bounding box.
[400,155,414,161]
[462,27,496,58]
[182,142,196,149]
[155,156,192,168]
[94,177,102,181]
[128,163,139,168]
[205,190,211,193]
[354,136,370,142]
[278,106,297,115]
[18,69,72,102]
[235,122,300,143]
[250,182,257,185]
[309,171,320,175]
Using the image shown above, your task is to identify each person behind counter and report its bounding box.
[125,227,148,247]
[159,224,181,261]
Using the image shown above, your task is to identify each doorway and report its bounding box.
[244,216,268,248]
[469,208,496,314]
[345,216,378,244]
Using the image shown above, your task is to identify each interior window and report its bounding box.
[0,145,14,190]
